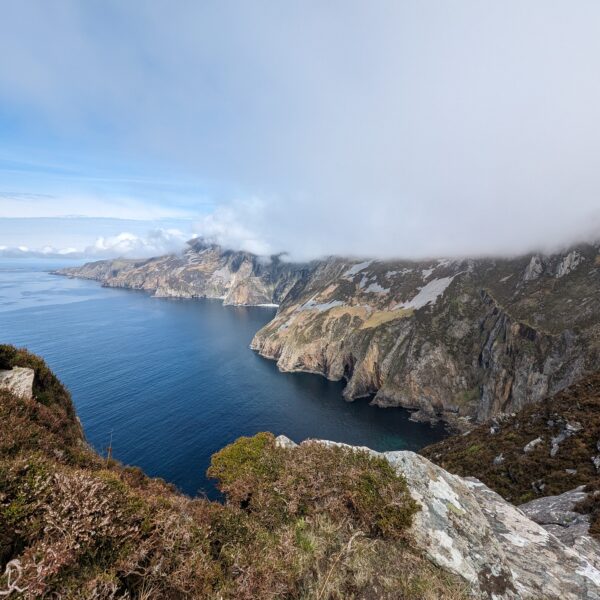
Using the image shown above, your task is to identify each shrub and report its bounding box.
[209,433,419,540]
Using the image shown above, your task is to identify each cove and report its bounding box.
[0,259,447,498]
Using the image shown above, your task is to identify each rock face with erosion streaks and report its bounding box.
[0,366,34,399]
[276,435,600,599]
[520,487,600,567]
[253,243,600,427]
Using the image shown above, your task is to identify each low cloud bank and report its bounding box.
[85,229,189,258]
[194,198,600,262]
[0,228,190,260]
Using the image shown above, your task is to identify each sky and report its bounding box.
[1,1,600,260]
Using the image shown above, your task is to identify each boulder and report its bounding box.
[0,367,34,400]
[523,436,543,453]
[520,487,600,569]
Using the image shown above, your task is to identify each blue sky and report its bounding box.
[1,1,600,259]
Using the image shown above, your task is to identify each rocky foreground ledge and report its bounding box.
[0,366,33,400]
[276,435,600,600]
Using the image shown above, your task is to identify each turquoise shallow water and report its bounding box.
[0,259,447,498]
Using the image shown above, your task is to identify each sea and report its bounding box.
[0,259,447,498]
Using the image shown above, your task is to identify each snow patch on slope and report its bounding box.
[343,260,374,278]
[397,276,458,310]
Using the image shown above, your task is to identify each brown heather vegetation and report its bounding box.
[422,372,600,537]
[0,346,468,599]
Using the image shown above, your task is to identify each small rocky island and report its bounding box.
[1,345,599,598]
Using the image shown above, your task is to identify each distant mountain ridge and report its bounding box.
[56,238,311,306]
[56,239,600,428]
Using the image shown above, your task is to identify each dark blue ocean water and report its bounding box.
[0,259,447,498]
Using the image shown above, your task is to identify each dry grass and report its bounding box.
[360,308,414,329]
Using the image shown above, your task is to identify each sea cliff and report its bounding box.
[58,240,600,428]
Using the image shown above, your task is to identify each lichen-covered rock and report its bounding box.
[0,366,34,399]
[556,251,584,278]
[523,255,545,281]
[524,436,544,453]
[276,436,600,599]
[520,487,600,569]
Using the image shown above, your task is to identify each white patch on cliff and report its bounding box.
[299,295,345,312]
[577,562,600,586]
[397,275,458,310]
[421,267,435,280]
[432,530,470,576]
[501,532,533,548]
[385,268,413,279]
[343,260,374,278]
[0,367,34,400]
[428,476,463,512]
[211,266,234,282]
[357,275,389,294]
[364,281,389,294]
[556,251,584,278]
[523,255,544,281]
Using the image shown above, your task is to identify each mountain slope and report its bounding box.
[421,371,600,507]
[252,244,600,427]
[56,239,311,306]
[58,241,600,426]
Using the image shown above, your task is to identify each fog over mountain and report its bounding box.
[1,2,600,260]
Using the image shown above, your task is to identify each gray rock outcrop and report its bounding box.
[276,435,600,599]
[0,366,34,400]
[520,487,600,569]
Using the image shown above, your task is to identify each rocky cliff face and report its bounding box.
[58,241,600,426]
[56,239,310,306]
[421,371,600,513]
[252,244,600,427]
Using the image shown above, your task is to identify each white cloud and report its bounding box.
[0,227,189,259]
[86,229,188,258]
[195,198,273,256]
